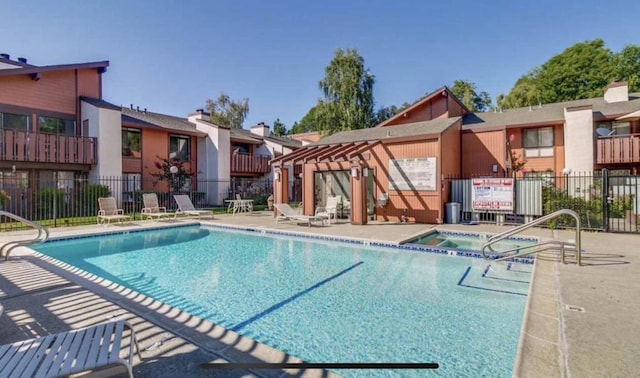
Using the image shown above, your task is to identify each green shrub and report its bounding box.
[80,184,111,216]
[36,188,67,220]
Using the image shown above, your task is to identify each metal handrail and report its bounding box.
[481,209,582,266]
[0,210,49,260]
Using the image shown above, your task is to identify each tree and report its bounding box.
[272,118,287,136]
[290,105,320,134]
[150,157,194,192]
[205,92,249,129]
[450,80,492,112]
[615,45,640,92]
[502,39,620,107]
[315,48,376,134]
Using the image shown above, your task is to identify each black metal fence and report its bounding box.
[0,175,296,231]
[447,169,639,233]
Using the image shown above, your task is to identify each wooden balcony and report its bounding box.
[231,153,270,175]
[0,130,97,165]
[596,134,640,164]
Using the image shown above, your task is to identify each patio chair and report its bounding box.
[97,197,131,225]
[141,193,173,220]
[235,194,253,213]
[274,203,326,227]
[173,194,213,218]
[0,320,141,378]
[315,195,340,224]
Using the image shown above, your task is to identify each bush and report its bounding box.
[80,184,111,216]
[36,188,67,220]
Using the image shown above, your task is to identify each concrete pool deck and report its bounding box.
[0,212,638,377]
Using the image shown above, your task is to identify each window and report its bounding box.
[597,121,631,136]
[524,171,555,187]
[1,112,29,132]
[524,127,554,157]
[122,173,142,204]
[169,135,190,161]
[38,116,75,135]
[122,128,141,157]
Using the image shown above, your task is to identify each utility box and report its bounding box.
[445,202,461,224]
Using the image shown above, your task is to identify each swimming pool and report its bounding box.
[33,225,532,377]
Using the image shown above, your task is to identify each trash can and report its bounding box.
[445,202,461,224]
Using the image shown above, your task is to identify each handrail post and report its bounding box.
[481,208,582,265]
[0,210,49,260]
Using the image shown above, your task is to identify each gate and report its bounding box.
[604,169,640,233]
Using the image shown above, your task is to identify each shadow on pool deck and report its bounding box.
[1,212,639,377]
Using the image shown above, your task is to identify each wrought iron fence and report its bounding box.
[447,169,639,233]
[0,175,295,232]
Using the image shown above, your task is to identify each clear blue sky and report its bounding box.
[2,0,639,130]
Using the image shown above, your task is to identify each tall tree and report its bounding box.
[205,92,249,129]
[272,118,287,136]
[290,105,320,134]
[502,39,619,107]
[450,80,492,112]
[315,48,376,134]
[615,45,640,92]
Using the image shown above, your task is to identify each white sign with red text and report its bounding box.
[471,178,514,211]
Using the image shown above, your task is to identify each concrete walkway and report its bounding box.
[0,212,638,377]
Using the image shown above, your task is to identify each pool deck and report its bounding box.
[1,212,638,377]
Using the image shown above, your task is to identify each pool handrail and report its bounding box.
[0,210,49,260]
[481,209,582,266]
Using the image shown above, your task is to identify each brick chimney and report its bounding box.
[604,81,628,103]
[250,122,270,137]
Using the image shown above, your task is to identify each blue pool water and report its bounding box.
[34,225,532,377]
[408,230,538,252]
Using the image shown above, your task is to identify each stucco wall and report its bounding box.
[564,107,594,173]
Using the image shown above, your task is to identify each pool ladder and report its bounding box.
[0,210,50,260]
[481,209,582,266]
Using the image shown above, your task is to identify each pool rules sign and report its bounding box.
[471,178,514,211]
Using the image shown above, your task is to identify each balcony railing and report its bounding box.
[0,130,97,165]
[596,134,640,164]
[231,153,270,175]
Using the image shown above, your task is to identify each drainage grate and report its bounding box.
[565,304,585,312]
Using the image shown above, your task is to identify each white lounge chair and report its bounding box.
[97,197,131,225]
[141,193,173,220]
[0,320,141,378]
[315,196,340,224]
[173,194,213,218]
[274,203,326,227]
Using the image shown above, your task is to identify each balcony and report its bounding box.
[231,153,270,175]
[596,134,640,164]
[0,130,97,165]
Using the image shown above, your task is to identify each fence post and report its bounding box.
[602,168,609,232]
[53,172,58,227]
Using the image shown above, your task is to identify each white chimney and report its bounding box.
[250,122,270,137]
[604,82,628,103]
[188,108,210,123]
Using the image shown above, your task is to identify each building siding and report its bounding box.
[0,71,77,114]
[462,129,506,177]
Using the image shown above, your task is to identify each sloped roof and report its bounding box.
[311,117,461,146]
[375,86,470,127]
[80,96,120,111]
[463,93,640,130]
[0,60,109,77]
[121,107,207,137]
[229,128,263,144]
[264,134,303,148]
